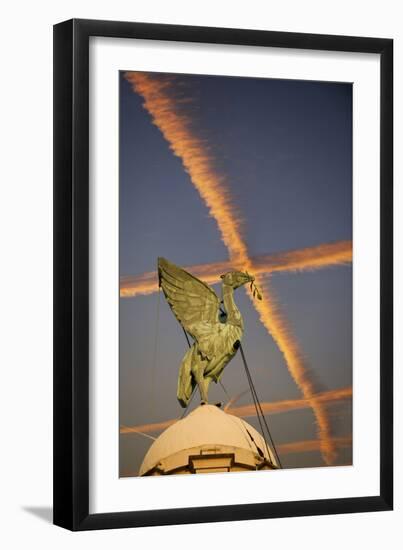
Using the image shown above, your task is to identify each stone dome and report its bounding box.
[139,404,278,476]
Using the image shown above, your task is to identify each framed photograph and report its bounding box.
[53,19,393,530]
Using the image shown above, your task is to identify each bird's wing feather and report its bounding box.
[158,258,220,357]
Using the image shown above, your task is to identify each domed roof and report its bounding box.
[139,404,278,475]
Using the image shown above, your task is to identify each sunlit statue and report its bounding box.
[158,257,261,407]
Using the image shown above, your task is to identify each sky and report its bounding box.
[119,70,352,477]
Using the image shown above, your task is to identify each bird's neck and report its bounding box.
[222,284,243,328]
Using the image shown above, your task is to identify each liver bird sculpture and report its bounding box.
[158,257,262,407]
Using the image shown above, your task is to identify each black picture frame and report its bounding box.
[53,18,393,531]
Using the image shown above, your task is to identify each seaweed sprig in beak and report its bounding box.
[246,271,262,300]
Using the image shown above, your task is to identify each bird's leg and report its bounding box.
[190,347,213,405]
[193,367,211,404]
[201,377,212,404]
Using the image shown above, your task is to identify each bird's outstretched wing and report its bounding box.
[158,257,220,357]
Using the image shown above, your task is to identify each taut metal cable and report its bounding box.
[180,327,281,467]
[239,342,282,468]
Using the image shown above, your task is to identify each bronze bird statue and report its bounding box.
[158,257,262,407]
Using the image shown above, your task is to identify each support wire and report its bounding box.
[239,343,283,468]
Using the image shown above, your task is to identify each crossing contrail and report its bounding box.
[120,240,352,297]
[125,71,348,464]
[120,386,352,436]
[278,435,352,456]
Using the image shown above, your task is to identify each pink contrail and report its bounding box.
[120,386,352,435]
[120,240,352,298]
[125,71,347,464]
[278,435,352,456]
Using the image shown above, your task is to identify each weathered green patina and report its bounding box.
[158,258,261,407]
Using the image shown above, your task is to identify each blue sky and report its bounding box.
[119,71,352,476]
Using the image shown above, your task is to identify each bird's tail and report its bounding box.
[177,345,196,408]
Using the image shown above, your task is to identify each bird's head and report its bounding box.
[220,271,262,299]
